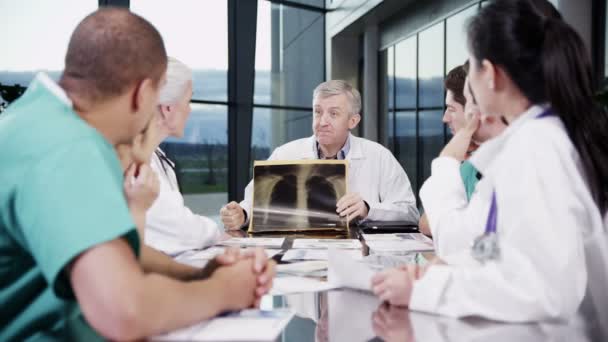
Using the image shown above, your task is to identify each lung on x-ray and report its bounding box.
[248,160,348,233]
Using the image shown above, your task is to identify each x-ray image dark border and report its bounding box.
[249,160,348,233]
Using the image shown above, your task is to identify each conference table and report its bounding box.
[41,229,607,341]
[207,229,607,342]
[266,288,600,342]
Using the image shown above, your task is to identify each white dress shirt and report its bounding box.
[145,149,221,255]
[239,133,420,225]
[413,105,608,322]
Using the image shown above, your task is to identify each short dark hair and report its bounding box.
[59,8,167,103]
[444,65,467,106]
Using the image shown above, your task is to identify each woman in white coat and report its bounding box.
[371,0,608,324]
[145,57,221,255]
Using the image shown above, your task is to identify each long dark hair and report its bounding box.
[467,0,608,213]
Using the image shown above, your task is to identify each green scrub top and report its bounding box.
[460,159,481,201]
[0,73,139,341]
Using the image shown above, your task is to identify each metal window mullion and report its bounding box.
[443,19,448,144]
[415,33,421,198]
[228,0,258,202]
[392,47,397,153]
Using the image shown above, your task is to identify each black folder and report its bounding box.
[356,220,419,234]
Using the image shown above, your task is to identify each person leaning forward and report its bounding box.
[0,8,274,341]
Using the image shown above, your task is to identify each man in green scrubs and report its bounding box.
[0,8,266,341]
[419,63,506,235]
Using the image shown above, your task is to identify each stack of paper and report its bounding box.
[292,239,362,250]
[281,248,362,261]
[363,233,433,254]
[276,260,328,277]
[362,253,419,268]
[154,308,295,341]
[216,237,285,248]
[362,232,432,242]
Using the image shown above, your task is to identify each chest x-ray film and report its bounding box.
[248,160,349,233]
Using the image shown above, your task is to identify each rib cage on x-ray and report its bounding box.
[249,161,348,233]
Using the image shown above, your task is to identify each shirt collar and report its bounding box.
[469,105,546,173]
[314,133,351,160]
[30,72,73,107]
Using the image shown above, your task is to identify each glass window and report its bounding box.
[395,36,417,109]
[131,0,228,102]
[132,1,230,214]
[395,111,417,192]
[379,47,394,147]
[387,110,395,152]
[254,1,324,107]
[418,110,444,185]
[160,104,228,216]
[251,107,313,163]
[387,47,395,110]
[418,22,445,108]
[381,47,395,149]
[446,5,478,72]
[0,0,98,87]
[378,2,495,195]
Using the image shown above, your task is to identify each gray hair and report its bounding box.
[158,57,193,105]
[312,80,362,116]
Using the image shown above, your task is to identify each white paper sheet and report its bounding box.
[175,247,226,261]
[270,276,338,295]
[276,260,328,276]
[153,308,295,341]
[327,249,376,291]
[216,237,285,248]
[362,232,433,243]
[362,253,419,268]
[366,240,433,254]
[281,248,362,261]
[175,247,282,268]
[292,239,362,250]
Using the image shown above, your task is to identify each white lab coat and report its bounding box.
[410,309,590,342]
[239,134,419,225]
[145,149,221,255]
[413,105,608,322]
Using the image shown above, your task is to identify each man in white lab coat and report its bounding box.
[220,80,419,230]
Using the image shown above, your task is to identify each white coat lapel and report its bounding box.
[345,134,365,186]
[303,135,318,160]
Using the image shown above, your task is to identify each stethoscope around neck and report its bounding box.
[471,191,500,263]
[155,149,179,191]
